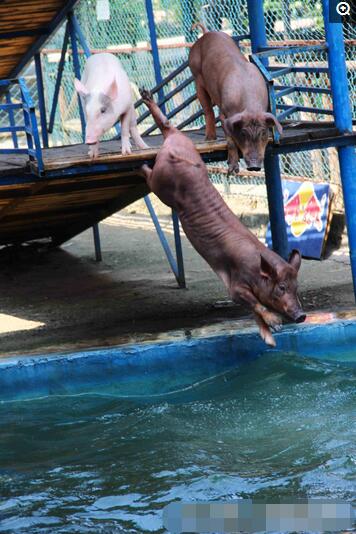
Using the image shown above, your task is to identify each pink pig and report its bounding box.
[74,53,148,159]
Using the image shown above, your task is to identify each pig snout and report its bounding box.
[243,153,263,171]
[293,310,306,323]
[246,163,262,171]
[86,134,100,145]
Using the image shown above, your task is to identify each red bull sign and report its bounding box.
[266,180,331,259]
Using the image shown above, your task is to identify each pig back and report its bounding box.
[81,53,130,95]
[189,32,268,113]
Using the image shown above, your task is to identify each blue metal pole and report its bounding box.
[92,223,102,262]
[68,12,102,259]
[144,0,165,108]
[5,91,18,149]
[145,0,186,287]
[322,0,356,298]
[247,0,288,259]
[68,12,86,142]
[144,196,180,281]
[34,52,49,148]
[48,23,70,134]
[70,14,91,58]
[172,211,186,288]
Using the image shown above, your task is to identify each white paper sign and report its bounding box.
[96,0,110,21]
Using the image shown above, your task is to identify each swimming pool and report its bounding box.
[0,312,355,532]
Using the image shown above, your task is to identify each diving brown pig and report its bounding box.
[188,23,282,172]
[139,89,305,346]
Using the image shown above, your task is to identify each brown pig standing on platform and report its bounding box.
[188,23,283,172]
[139,89,305,346]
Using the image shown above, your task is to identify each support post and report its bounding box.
[322,0,356,298]
[5,91,18,149]
[68,11,86,142]
[144,0,165,107]
[68,12,101,259]
[144,196,182,286]
[144,0,186,288]
[48,23,70,134]
[264,150,289,258]
[34,52,49,148]
[247,0,288,259]
[92,223,102,262]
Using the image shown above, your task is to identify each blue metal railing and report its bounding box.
[250,44,332,143]
[0,78,44,173]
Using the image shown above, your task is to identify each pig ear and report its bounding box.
[260,254,278,281]
[224,112,245,135]
[74,78,89,97]
[104,79,118,100]
[288,249,302,272]
[264,112,283,135]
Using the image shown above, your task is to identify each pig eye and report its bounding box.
[278,283,286,293]
[100,107,106,114]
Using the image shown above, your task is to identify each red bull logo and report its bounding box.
[283,182,328,238]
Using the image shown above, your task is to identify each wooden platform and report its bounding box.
[0,123,354,247]
[0,0,77,79]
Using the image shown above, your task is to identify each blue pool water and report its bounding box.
[0,347,355,533]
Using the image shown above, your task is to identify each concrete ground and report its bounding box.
[0,199,354,357]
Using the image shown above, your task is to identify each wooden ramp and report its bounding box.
[0,130,228,246]
[0,123,354,247]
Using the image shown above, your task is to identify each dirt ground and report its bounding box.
[0,203,354,357]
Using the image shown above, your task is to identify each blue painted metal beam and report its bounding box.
[34,53,49,148]
[0,29,49,39]
[144,196,180,282]
[144,0,185,288]
[48,23,70,134]
[8,0,80,79]
[322,0,356,300]
[92,223,102,262]
[18,77,44,174]
[5,91,18,149]
[67,12,86,142]
[144,0,165,107]
[247,0,288,259]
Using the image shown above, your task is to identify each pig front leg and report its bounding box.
[226,137,240,174]
[129,106,149,150]
[220,114,239,174]
[120,111,132,155]
[88,142,99,160]
[196,80,216,141]
[231,284,282,347]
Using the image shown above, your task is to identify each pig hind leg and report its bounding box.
[196,79,216,141]
[129,106,149,149]
[139,88,174,139]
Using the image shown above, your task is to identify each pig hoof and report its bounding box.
[122,146,132,156]
[228,162,239,174]
[88,147,99,160]
[139,88,153,102]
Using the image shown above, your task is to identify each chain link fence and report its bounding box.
[1,0,355,211]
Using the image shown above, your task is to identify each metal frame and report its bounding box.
[63,10,185,286]
[144,0,186,288]
[0,78,44,173]
[250,43,330,143]
[321,0,356,298]
[247,0,288,260]
[1,0,355,298]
